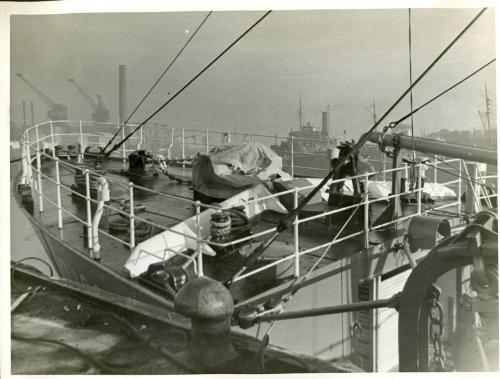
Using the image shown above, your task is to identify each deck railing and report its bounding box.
[19,120,498,284]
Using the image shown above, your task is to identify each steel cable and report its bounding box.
[104,10,273,158]
[390,58,496,127]
[102,11,213,155]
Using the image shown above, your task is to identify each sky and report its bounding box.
[9,8,496,140]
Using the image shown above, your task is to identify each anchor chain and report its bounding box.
[429,284,446,371]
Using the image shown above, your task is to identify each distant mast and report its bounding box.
[478,83,494,147]
[298,95,302,131]
[485,83,492,139]
[371,99,377,124]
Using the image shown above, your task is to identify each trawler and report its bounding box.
[11,8,498,374]
[12,115,498,372]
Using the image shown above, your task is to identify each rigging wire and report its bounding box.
[103,10,273,158]
[390,58,496,127]
[257,195,366,340]
[239,6,490,287]
[253,6,489,344]
[268,7,489,233]
[102,11,213,155]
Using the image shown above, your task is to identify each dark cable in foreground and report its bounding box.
[11,334,115,374]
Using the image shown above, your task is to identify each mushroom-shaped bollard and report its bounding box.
[175,277,238,370]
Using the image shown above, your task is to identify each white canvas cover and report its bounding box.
[192,143,291,199]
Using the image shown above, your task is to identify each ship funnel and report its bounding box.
[119,64,127,125]
[322,111,329,137]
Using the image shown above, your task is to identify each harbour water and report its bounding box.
[10,161,54,274]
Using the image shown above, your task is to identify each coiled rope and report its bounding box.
[209,206,249,241]
[108,200,153,243]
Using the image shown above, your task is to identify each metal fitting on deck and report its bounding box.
[174,277,238,370]
[18,184,34,215]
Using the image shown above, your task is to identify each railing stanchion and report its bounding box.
[457,160,462,216]
[182,128,185,159]
[294,187,300,278]
[129,182,135,249]
[138,125,143,150]
[168,127,174,159]
[55,159,63,229]
[35,124,44,213]
[434,154,438,183]
[79,121,85,162]
[50,121,56,158]
[122,124,126,162]
[25,137,33,185]
[290,136,295,178]
[206,129,209,153]
[417,163,422,216]
[364,174,370,249]
[248,132,251,143]
[381,151,386,181]
[195,201,204,277]
[463,162,481,214]
[85,169,93,254]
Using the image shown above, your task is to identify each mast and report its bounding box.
[372,99,377,124]
[484,83,493,141]
[298,95,302,131]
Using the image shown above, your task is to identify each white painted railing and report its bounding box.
[20,121,498,285]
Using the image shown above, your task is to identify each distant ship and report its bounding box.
[271,100,337,177]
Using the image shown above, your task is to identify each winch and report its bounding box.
[140,260,189,297]
[328,141,373,226]
[128,150,157,177]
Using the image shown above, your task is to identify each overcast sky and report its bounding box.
[10,8,496,139]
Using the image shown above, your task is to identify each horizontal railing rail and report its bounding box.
[19,120,498,287]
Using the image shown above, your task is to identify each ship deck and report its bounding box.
[11,264,348,374]
[20,153,461,305]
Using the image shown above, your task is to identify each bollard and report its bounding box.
[175,277,238,370]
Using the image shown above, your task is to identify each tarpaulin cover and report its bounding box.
[192,143,291,200]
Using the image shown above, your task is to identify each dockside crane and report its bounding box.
[16,73,68,121]
[68,78,110,123]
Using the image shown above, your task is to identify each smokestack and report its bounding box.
[30,101,35,126]
[119,64,127,125]
[322,111,329,137]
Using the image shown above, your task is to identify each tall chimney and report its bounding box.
[322,110,329,137]
[30,101,35,126]
[119,65,127,125]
